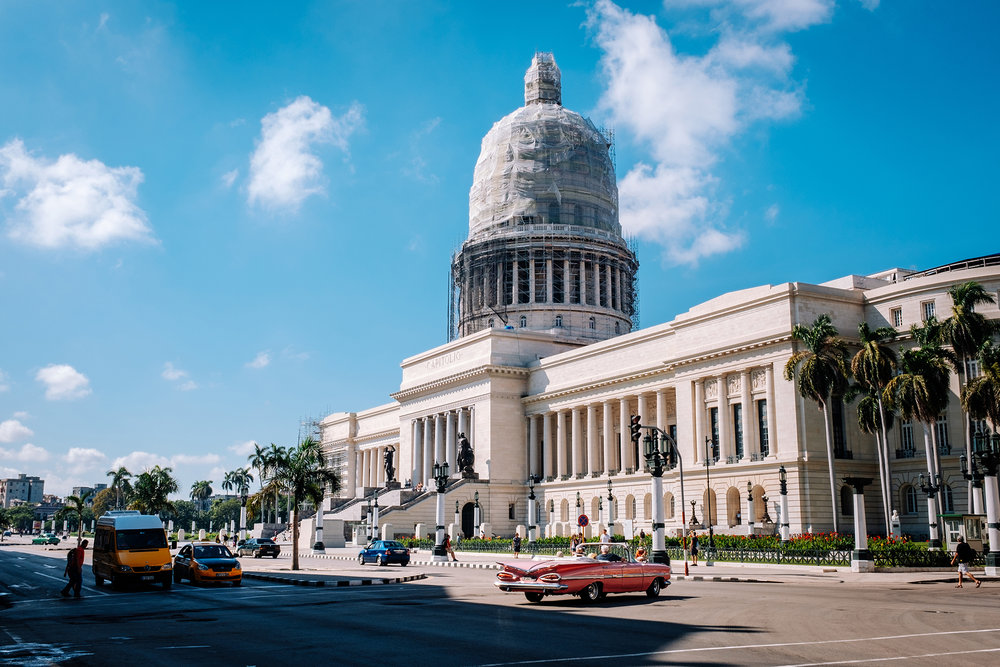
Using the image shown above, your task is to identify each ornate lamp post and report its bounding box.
[918,471,943,550]
[365,496,373,542]
[606,479,615,536]
[689,500,698,526]
[239,490,248,541]
[548,499,555,538]
[527,475,537,544]
[642,429,669,565]
[372,490,380,541]
[960,453,985,515]
[778,465,790,542]
[973,432,1000,575]
[313,479,326,554]
[746,481,755,536]
[598,496,604,532]
[473,491,481,537]
[432,461,450,562]
[454,500,461,537]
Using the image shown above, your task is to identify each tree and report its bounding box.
[850,322,898,536]
[885,318,955,548]
[106,466,133,510]
[91,487,115,519]
[784,314,850,533]
[272,438,341,570]
[267,443,288,524]
[248,442,269,520]
[129,466,180,517]
[963,341,1000,432]
[55,490,94,546]
[190,480,214,511]
[210,497,241,529]
[941,281,998,511]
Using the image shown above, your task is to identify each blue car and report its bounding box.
[358,540,410,567]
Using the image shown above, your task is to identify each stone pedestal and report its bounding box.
[177,529,186,543]
[414,523,427,540]
[380,524,394,540]
[198,529,206,541]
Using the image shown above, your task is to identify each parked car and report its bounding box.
[237,537,280,559]
[173,542,242,586]
[31,533,60,545]
[495,543,671,603]
[357,540,410,567]
[2,530,11,538]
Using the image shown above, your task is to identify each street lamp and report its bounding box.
[432,461,450,562]
[918,471,943,550]
[473,491,481,537]
[372,490,380,541]
[642,428,670,565]
[960,453,985,514]
[527,475,537,544]
[972,432,1000,575]
[606,479,615,537]
[778,465,790,542]
[747,481,755,536]
[454,500,461,537]
[548,499,555,538]
[366,496,373,542]
[703,437,716,554]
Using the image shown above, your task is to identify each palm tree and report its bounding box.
[850,322,898,536]
[267,443,288,524]
[222,467,254,537]
[106,466,133,510]
[941,281,998,511]
[190,480,213,511]
[885,318,955,549]
[272,438,341,570]
[248,442,268,520]
[962,341,1000,432]
[129,466,179,517]
[56,490,94,546]
[784,314,850,533]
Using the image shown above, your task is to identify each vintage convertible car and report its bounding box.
[495,543,670,603]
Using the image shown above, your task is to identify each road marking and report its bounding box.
[477,628,1000,666]
[781,647,1000,665]
[156,645,211,650]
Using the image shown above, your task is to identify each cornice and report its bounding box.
[391,364,529,402]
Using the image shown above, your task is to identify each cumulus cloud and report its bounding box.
[36,364,91,400]
[247,96,364,212]
[228,440,257,457]
[0,418,33,443]
[111,451,170,472]
[64,447,107,468]
[588,0,831,265]
[162,362,197,390]
[0,139,154,250]
[173,453,221,466]
[246,351,270,369]
[0,443,51,463]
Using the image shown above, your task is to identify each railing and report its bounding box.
[895,448,917,459]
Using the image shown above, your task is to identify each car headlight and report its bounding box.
[162,562,172,570]
[196,562,209,570]
[118,565,133,572]
[233,562,241,571]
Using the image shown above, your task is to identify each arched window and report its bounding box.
[941,484,954,513]
[727,487,742,526]
[840,485,853,516]
[589,316,596,330]
[903,485,918,515]
[519,315,527,328]
[665,492,674,519]
[488,318,494,328]
[560,498,569,522]
[643,493,652,521]
[614,321,621,334]
[703,488,718,527]
[555,315,563,327]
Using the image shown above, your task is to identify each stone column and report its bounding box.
[543,412,554,478]
[446,411,456,475]
[766,365,777,454]
[458,409,468,445]
[529,414,540,478]
[556,410,568,478]
[412,420,423,487]
[580,259,587,306]
[603,399,615,474]
[563,258,570,304]
[619,397,630,472]
[656,389,667,435]
[695,380,705,463]
[593,258,600,306]
[572,407,584,477]
[355,449,363,494]
[423,417,433,487]
[741,369,755,459]
[434,414,445,466]
[587,404,599,474]
[717,376,730,460]
[844,477,874,572]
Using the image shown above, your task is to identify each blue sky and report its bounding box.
[1,1,997,497]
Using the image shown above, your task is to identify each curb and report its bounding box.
[243,572,427,587]
[673,574,780,583]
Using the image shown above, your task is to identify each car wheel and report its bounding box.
[400,561,407,567]
[524,592,544,603]
[272,554,278,559]
[580,582,601,603]
[358,554,365,566]
[645,578,661,598]
[376,555,386,567]
[254,552,261,559]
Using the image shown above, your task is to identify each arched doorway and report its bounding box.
[461,502,476,539]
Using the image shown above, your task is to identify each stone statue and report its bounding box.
[383,446,395,483]
[457,433,475,477]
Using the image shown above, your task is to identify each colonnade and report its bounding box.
[354,444,394,492]
[410,407,474,489]
[692,366,777,464]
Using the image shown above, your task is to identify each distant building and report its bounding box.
[0,474,44,508]
[70,484,106,505]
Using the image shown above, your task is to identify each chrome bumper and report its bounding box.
[494,580,568,592]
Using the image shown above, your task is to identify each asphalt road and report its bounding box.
[2,544,999,666]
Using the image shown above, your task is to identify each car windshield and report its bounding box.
[115,529,168,550]
[257,539,274,545]
[194,545,232,559]
[383,541,402,548]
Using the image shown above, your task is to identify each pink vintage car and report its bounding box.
[495,543,671,603]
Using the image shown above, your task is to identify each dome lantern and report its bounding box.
[524,52,561,106]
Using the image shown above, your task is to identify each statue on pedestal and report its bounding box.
[457,433,477,478]
[383,446,395,483]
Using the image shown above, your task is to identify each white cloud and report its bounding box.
[587,0,825,265]
[221,169,239,188]
[765,203,780,222]
[247,96,364,212]
[0,139,154,250]
[281,346,310,362]
[0,442,51,463]
[111,450,170,473]
[246,351,270,369]
[228,440,257,457]
[64,447,108,468]
[178,380,198,391]
[36,364,91,400]
[162,362,197,390]
[0,418,33,443]
[13,411,29,419]
[172,453,221,466]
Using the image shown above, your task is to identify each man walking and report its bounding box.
[951,536,982,588]
[61,539,88,598]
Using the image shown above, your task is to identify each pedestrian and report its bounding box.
[570,533,580,552]
[512,532,522,558]
[61,539,87,598]
[445,533,458,561]
[690,532,699,566]
[639,529,646,541]
[951,536,982,588]
[600,528,610,544]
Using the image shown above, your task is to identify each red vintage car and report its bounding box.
[495,543,671,603]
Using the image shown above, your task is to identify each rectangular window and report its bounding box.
[757,399,769,456]
[966,358,981,380]
[899,420,914,458]
[709,407,720,461]
[890,307,903,328]
[935,414,950,454]
[922,300,936,321]
[832,397,848,457]
[668,424,677,445]
[733,404,744,459]
[904,487,918,515]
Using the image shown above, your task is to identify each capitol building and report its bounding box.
[317,53,1000,543]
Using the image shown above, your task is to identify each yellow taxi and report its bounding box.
[173,542,242,586]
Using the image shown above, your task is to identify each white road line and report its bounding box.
[476,628,1000,666]
[780,647,1000,665]
[156,645,211,650]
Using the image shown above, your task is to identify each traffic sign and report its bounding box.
[577,514,589,527]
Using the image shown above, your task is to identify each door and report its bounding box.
[461,503,476,539]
